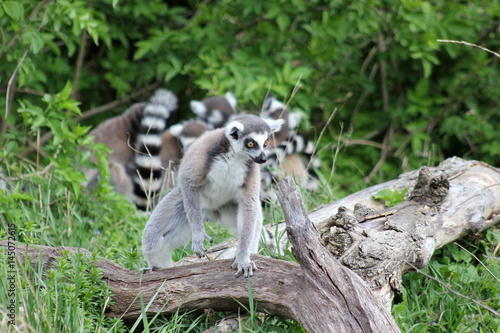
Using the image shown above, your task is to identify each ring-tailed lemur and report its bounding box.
[190,92,237,129]
[83,89,180,210]
[259,94,321,199]
[169,120,208,151]
[142,114,284,277]
[168,92,237,152]
[132,89,179,209]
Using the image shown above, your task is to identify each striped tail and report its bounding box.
[261,133,321,202]
[269,134,321,171]
[133,89,178,210]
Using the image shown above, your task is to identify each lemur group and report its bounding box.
[83,89,321,277]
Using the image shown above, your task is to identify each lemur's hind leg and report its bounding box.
[142,188,192,270]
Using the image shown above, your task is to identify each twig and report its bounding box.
[437,39,500,58]
[0,88,45,96]
[350,62,379,128]
[5,48,30,119]
[76,81,162,121]
[360,45,378,75]
[406,262,500,317]
[335,137,385,150]
[71,30,88,99]
[454,242,500,284]
[20,82,162,157]
[365,120,392,183]
[358,210,397,224]
[282,74,302,120]
[365,50,392,183]
[327,121,343,185]
[306,107,337,172]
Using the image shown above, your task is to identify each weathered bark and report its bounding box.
[1,241,300,321]
[2,157,498,332]
[274,178,400,332]
[2,241,398,332]
[314,157,500,307]
[309,157,500,237]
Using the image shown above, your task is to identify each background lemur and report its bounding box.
[82,89,180,209]
[259,94,321,201]
[169,120,207,151]
[169,91,237,151]
[142,114,284,277]
[190,91,237,129]
[132,89,179,209]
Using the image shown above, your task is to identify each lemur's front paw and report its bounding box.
[192,232,213,258]
[231,257,257,277]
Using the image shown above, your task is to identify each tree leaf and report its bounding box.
[2,1,24,21]
[277,14,290,32]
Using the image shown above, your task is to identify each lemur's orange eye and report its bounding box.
[264,140,269,147]
[246,142,254,148]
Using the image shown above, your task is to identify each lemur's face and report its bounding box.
[242,133,270,164]
[224,115,285,164]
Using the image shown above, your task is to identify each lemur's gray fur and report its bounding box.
[190,92,237,129]
[169,120,208,151]
[142,114,284,277]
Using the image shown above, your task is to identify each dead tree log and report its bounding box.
[274,178,400,332]
[314,157,500,307]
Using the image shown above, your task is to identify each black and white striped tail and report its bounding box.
[261,133,321,202]
[133,89,178,210]
[269,134,321,172]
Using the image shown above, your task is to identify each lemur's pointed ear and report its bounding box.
[190,100,206,116]
[225,92,237,110]
[288,112,302,130]
[169,124,184,137]
[225,121,244,140]
[261,93,274,112]
[264,118,285,133]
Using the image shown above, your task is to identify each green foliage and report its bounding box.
[0,0,499,332]
[372,187,409,207]
[2,1,499,186]
[0,80,146,270]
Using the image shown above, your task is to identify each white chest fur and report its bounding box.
[200,154,249,209]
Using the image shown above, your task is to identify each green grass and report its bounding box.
[0,160,498,332]
[392,232,500,333]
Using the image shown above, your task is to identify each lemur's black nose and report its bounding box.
[254,153,267,164]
